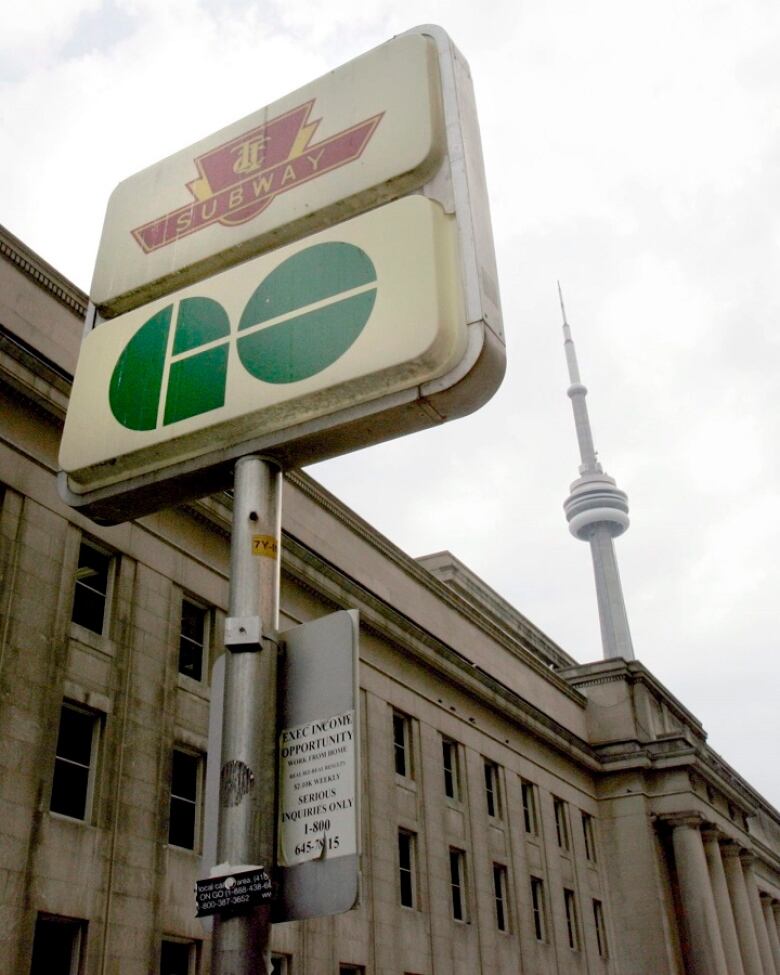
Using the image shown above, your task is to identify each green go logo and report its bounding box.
[109,242,378,431]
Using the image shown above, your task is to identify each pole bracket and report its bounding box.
[225,615,263,652]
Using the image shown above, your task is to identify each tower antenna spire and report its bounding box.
[557,279,568,327]
[558,285,635,661]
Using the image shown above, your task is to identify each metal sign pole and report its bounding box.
[212,456,281,975]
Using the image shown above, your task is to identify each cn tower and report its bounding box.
[559,285,635,660]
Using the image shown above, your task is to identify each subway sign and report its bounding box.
[59,26,504,523]
[90,32,445,318]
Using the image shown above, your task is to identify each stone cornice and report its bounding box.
[562,657,705,734]
[181,493,232,539]
[0,224,87,318]
[701,745,780,823]
[587,728,774,826]
[720,840,747,859]
[701,826,725,843]
[657,810,706,830]
[0,325,72,420]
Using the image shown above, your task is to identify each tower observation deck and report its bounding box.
[559,285,634,660]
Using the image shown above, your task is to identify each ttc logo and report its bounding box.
[109,243,377,431]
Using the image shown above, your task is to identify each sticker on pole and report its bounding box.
[252,535,278,558]
[195,867,272,917]
[278,709,356,866]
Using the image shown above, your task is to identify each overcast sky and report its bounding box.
[2,0,778,804]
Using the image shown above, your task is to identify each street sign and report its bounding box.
[60,196,464,498]
[201,611,360,923]
[274,610,360,921]
[277,709,356,867]
[195,867,272,918]
[58,25,505,525]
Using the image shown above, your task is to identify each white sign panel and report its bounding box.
[278,709,356,866]
[91,32,444,316]
[60,196,464,495]
[274,610,360,921]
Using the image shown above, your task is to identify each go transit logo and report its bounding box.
[109,242,377,431]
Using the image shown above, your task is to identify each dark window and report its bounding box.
[271,954,290,975]
[160,939,195,975]
[179,599,207,681]
[521,780,538,835]
[442,739,459,800]
[398,830,415,907]
[339,967,364,975]
[564,889,579,949]
[493,863,509,931]
[593,899,608,957]
[582,812,597,862]
[393,711,412,778]
[554,797,570,850]
[30,914,86,975]
[484,761,501,818]
[50,704,98,820]
[169,750,200,849]
[530,877,546,941]
[72,542,111,634]
[449,848,466,921]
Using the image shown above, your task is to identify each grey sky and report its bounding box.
[2,0,778,802]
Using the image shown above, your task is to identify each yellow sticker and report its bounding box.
[252,534,278,558]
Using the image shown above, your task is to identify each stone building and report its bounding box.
[1,222,779,975]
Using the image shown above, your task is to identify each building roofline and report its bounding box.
[0,223,87,319]
[283,471,586,704]
[417,549,577,669]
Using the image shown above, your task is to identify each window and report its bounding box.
[530,877,546,942]
[398,830,416,908]
[72,541,112,634]
[168,749,202,849]
[493,863,509,931]
[484,760,501,819]
[554,797,570,851]
[271,954,291,975]
[564,889,580,950]
[160,939,198,974]
[179,598,208,681]
[449,848,467,921]
[521,780,538,835]
[30,914,86,975]
[582,812,597,862]
[593,899,608,957]
[339,967,364,975]
[393,711,412,778]
[442,738,460,800]
[50,703,99,821]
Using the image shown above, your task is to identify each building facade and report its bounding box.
[1,223,779,975]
